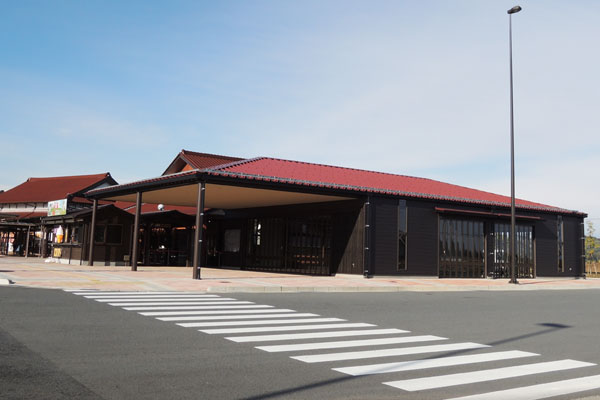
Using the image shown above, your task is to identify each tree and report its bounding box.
[585,221,600,263]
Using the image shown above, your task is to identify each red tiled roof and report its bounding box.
[0,173,115,204]
[207,157,575,214]
[162,150,244,175]
[86,154,582,215]
[182,150,243,169]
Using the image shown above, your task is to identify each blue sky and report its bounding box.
[1,1,598,223]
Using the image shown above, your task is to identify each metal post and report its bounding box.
[193,182,206,279]
[88,199,98,266]
[508,5,521,284]
[131,192,142,271]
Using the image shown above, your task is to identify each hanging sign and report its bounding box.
[48,199,68,216]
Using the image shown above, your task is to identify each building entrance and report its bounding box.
[439,218,485,278]
[490,223,534,278]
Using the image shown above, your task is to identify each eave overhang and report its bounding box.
[85,168,586,217]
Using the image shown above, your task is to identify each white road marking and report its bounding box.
[202,323,376,335]
[227,329,407,343]
[72,291,181,295]
[123,305,272,311]
[140,309,295,316]
[86,295,220,299]
[158,313,315,321]
[256,335,444,353]
[445,373,600,400]
[96,297,235,302]
[383,359,595,391]
[108,301,253,306]
[292,342,490,363]
[68,290,600,399]
[179,318,345,328]
[334,350,538,376]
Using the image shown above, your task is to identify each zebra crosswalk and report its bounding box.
[66,289,600,399]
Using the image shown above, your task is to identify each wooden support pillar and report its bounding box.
[193,182,206,279]
[38,225,44,258]
[24,225,31,258]
[80,224,88,265]
[88,199,98,266]
[363,196,372,277]
[131,192,142,271]
[41,226,48,258]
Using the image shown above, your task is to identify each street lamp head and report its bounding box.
[507,5,522,14]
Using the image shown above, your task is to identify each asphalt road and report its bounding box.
[2,286,600,399]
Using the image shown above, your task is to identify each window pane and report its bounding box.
[94,225,105,243]
[398,200,407,270]
[224,229,241,253]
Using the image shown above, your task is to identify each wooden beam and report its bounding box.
[88,199,98,266]
[193,182,206,279]
[363,196,372,277]
[131,192,142,271]
[24,225,31,258]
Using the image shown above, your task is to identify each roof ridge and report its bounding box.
[207,157,266,171]
[250,156,433,180]
[27,173,110,181]
[234,156,484,188]
[181,149,242,160]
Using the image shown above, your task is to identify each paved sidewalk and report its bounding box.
[1,256,598,293]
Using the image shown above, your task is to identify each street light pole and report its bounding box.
[508,5,522,284]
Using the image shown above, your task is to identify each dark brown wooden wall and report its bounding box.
[371,197,398,275]
[533,217,557,276]
[368,195,585,278]
[200,193,585,278]
[80,210,133,266]
[370,197,440,276]
[405,200,439,276]
[564,215,584,275]
[533,215,584,277]
[205,200,366,275]
[332,205,364,274]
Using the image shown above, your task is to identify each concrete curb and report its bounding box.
[203,285,600,293]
